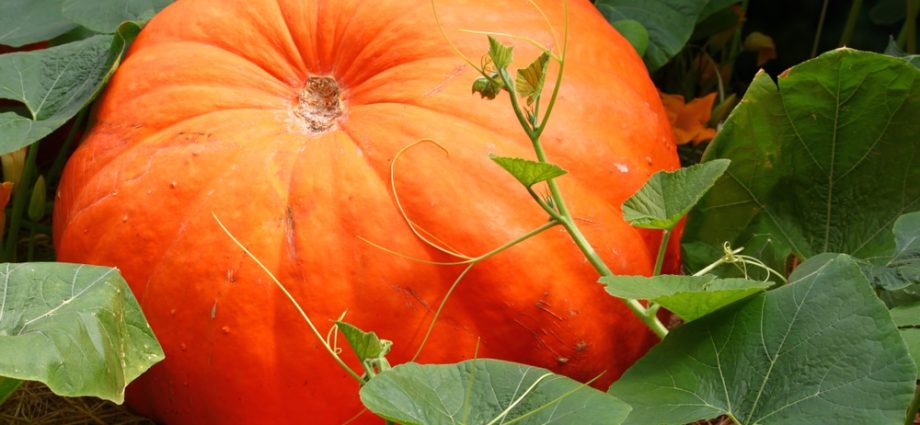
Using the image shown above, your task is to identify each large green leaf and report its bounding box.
[62,0,172,34]
[609,254,917,424]
[684,49,920,274]
[0,263,164,404]
[0,0,76,48]
[890,302,920,378]
[0,23,139,154]
[361,359,630,425]
[601,275,769,322]
[595,0,709,70]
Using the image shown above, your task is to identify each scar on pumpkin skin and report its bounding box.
[292,76,344,134]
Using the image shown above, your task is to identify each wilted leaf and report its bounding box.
[516,52,550,106]
[743,31,776,66]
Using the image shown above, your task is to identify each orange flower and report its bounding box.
[660,92,718,145]
[0,181,13,240]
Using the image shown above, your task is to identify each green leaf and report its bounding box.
[0,23,139,154]
[601,275,769,322]
[862,211,920,291]
[610,20,649,56]
[488,36,513,70]
[884,38,920,69]
[0,376,22,405]
[622,159,730,230]
[515,52,550,107]
[698,0,741,22]
[870,0,906,25]
[62,0,172,33]
[490,155,567,188]
[472,76,502,99]
[595,0,710,70]
[361,359,630,425]
[0,263,164,404]
[0,0,76,48]
[27,175,46,222]
[890,302,920,377]
[684,49,920,275]
[610,254,917,424]
[335,321,391,365]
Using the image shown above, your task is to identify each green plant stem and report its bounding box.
[3,144,40,262]
[906,384,920,425]
[0,377,22,405]
[906,0,918,54]
[495,58,668,340]
[214,215,365,384]
[411,219,561,361]
[812,0,831,57]
[46,109,88,187]
[839,0,863,47]
[653,229,673,276]
[26,227,35,262]
[723,0,750,83]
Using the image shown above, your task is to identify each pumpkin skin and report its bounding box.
[52,0,680,423]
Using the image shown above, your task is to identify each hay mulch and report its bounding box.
[0,381,154,425]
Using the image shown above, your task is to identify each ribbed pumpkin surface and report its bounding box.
[53,0,679,423]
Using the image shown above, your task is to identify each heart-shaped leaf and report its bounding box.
[0,263,164,403]
[609,254,917,424]
[684,49,920,275]
[0,23,139,154]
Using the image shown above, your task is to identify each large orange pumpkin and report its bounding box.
[53,0,680,423]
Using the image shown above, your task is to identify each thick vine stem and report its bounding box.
[494,45,669,339]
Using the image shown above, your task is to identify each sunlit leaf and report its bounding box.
[601,274,769,322]
[361,359,630,425]
[515,52,550,106]
[0,263,164,403]
[622,159,730,229]
[490,155,566,188]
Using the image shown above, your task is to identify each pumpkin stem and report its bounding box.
[293,76,344,134]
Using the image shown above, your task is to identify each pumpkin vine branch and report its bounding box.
[463,1,669,338]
